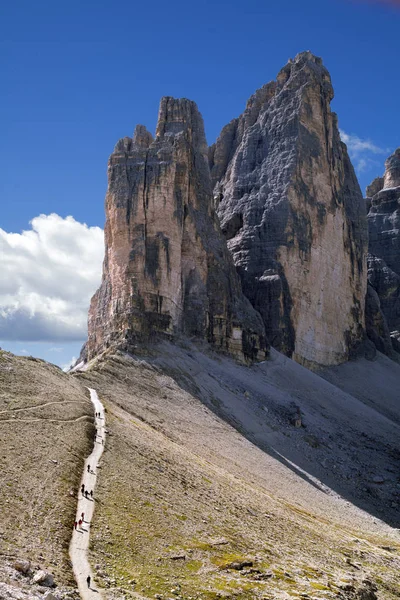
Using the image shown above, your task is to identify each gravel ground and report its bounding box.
[76,342,400,599]
[0,349,94,596]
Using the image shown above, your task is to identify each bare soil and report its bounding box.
[76,342,400,600]
[0,349,94,595]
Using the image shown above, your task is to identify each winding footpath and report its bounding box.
[69,388,105,599]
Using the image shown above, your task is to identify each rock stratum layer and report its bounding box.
[366,148,400,344]
[210,51,368,367]
[86,98,267,363]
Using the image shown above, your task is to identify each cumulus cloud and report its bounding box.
[62,356,77,372]
[339,130,385,156]
[339,129,388,175]
[0,214,104,342]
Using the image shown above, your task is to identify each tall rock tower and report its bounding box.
[86,97,267,363]
[210,52,368,367]
[366,147,400,350]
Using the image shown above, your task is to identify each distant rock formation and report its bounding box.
[366,148,400,350]
[210,51,368,367]
[86,97,267,363]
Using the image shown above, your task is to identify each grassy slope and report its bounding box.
[78,347,400,600]
[0,350,94,588]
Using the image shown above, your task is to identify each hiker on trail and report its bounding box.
[102,438,104,445]
[90,490,93,498]
[74,521,77,530]
[81,512,85,521]
[86,575,91,588]
[81,483,85,494]
[87,464,90,473]
[78,519,82,527]
[85,490,88,498]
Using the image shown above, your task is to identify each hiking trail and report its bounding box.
[69,388,105,599]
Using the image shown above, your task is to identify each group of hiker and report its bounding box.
[73,484,94,531]
[81,482,93,498]
[72,406,104,591]
[93,425,104,445]
[73,511,86,530]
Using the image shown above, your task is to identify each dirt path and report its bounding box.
[69,388,105,599]
[0,400,89,414]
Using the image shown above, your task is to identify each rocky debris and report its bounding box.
[13,559,31,575]
[210,51,368,367]
[291,405,302,427]
[366,150,400,347]
[0,582,42,600]
[370,475,385,484]
[86,97,267,364]
[169,554,186,561]
[221,559,253,570]
[339,579,378,600]
[32,570,55,587]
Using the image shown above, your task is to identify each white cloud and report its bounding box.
[355,158,368,173]
[339,130,386,156]
[0,214,104,342]
[62,356,77,372]
[339,130,389,176]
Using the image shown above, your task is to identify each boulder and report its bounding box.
[32,571,54,587]
[13,559,30,575]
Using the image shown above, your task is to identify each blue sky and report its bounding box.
[1,0,399,367]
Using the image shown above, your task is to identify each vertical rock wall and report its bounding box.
[210,52,368,367]
[86,98,267,363]
[366,148,400,344]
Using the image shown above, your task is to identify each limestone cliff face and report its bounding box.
[367,148,400,338]
[86,97,267,363]
[210,52,368,367]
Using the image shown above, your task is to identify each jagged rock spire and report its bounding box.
[86,97,267,363]
[366,147,400,347]
[210,51,368,367]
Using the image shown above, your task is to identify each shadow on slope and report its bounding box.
[151,342,400,530]
[75,343,400,599]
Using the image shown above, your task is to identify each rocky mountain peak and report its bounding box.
[275,51,333,100]
[85,97,267,363]
[155,97,208,153]
[132,124,153,148]
[366,148,400,348]
[383,147,400,188]
[210,52,368,367]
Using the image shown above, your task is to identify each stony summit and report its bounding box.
[84,51,398,369]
